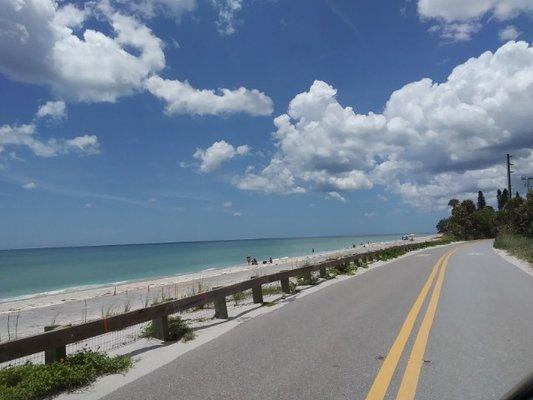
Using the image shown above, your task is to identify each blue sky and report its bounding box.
[1,0,532,249]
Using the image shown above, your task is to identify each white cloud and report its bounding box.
[235,159,306,194]
[1,101,99,158]
[418,0,533,21]
[193,140,250,172]
[148,197,157,202]
[0,0,166,102]
[0,1,272,117]
[36,100,67,120]
[499,25,521,41]
[22,181,36,190]
[117,0,197,20]
[223,201,232,207]
[233,211,242,217]
[364,211,377,217]
[145,76,273,116]
[325,191,346,202]
[85,202,93,208]
[418,0,533,41]
[0,124,100,157]
[212,0,243,35]
[236,41,533,209]
[428,21,482,42]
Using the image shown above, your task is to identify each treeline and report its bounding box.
[437,190,533,240]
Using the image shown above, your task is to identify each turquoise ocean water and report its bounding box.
[0,234,419,302]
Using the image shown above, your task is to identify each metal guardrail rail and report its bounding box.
[0,243,425,364]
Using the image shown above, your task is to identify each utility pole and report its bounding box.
[506,154,513,200]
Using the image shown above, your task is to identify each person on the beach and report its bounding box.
[246,256,251,265]
[312,248,314,253]
[252,258,258,265]
[269,257,272,263]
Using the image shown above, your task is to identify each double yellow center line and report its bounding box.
[364,248,457,400]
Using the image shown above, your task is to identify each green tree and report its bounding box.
[448,200,478,239]
[501,189,510,209]
[477,191,486,209]
[472,206,497,238]
[497,189,503,210]
[436,218,449,233]
[448,198,460,208]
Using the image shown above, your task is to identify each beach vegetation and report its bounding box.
[325,267,339,279]
[231,290,249,306]
[296,273,319,286]
[288,281,299,293]
[141,316,195,342]
[438,192,532,240]
[0,350,131,400]
[261,284,283,296]
[494,234,533,264]
[436,191,531,263]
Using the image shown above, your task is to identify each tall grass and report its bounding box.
[493,234,533,264]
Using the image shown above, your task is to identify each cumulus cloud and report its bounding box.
[193,140,250,172]
[235,41,533,209]
[0,124,100,157]
[0,0,166,102]
[418,0,533,41]
[0,0,270,115]
[499,25,521,41]
[36,100,67,120]
[145,76,273,116]
[1,102,99,158]
[212,0,243,35]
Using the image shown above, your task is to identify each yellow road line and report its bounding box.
[364,249,452,400]
[395,250,456,400]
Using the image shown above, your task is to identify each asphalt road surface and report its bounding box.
[103,240,533,400]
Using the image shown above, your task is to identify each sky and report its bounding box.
[0,0,532,249]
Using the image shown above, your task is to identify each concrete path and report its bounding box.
[103,240,533,400]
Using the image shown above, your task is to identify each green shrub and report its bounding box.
[262,285,283,296]
[325,267,339,279]
[296,273,319,286]
[141,316,195,342]
[494,234,533,264]
[231,290,250,306]
[0,350,131,400]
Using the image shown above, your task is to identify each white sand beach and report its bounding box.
[0,235,437,342]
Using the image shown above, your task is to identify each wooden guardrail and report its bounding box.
[0,243,423,364]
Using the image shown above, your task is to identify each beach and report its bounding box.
[0,235,437,343]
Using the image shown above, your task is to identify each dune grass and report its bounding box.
[494,234,533,264]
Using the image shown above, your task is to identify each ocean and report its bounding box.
[0,234,418,302]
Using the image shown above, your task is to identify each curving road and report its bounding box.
[103,240,533,400]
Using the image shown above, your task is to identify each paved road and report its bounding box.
[104,241,533,400]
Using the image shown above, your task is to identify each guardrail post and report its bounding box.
[302,270,312,284]
[252,285,263,304]
[151,315,169,341]
[319,266,327,278]
[280,275,291,294]
[214,296,228,319]
[44,325,66,364]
